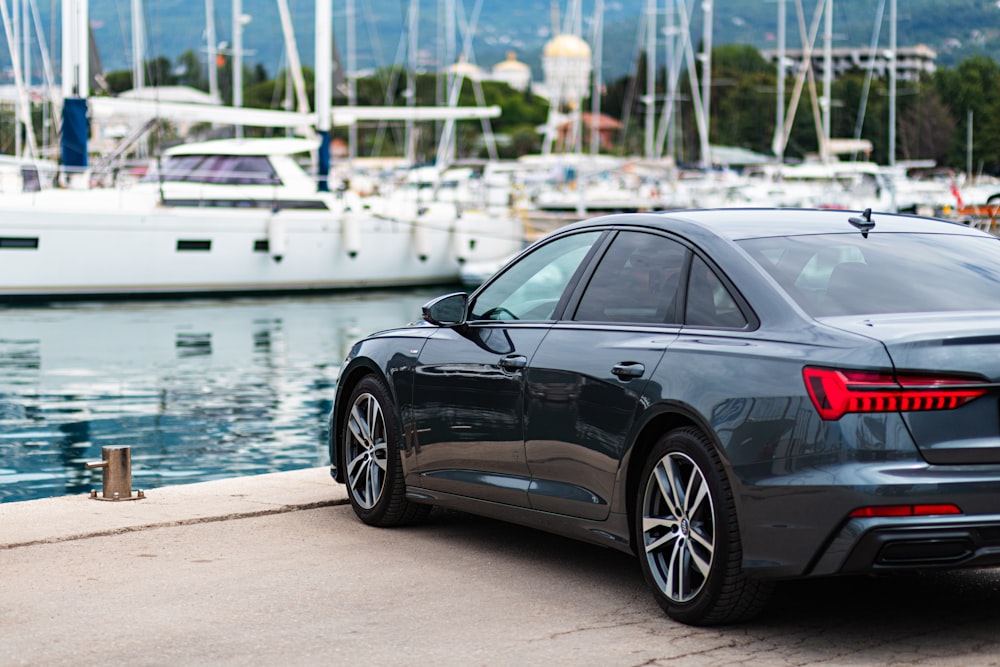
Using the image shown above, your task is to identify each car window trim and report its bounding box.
[555,225,759,331]
[684,248,760,332]
[503,224,757,330]
[548,229,616,321]
[468,229,609,323]
[565,228,692,325]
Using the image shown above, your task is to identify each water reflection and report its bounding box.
[0,288,444,503]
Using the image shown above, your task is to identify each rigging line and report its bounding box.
[617,7,647,158]
[851,0,886,160]
[111,0,131,81]
[666,0,707,163]
[590,0,605,157]
[371,3,414,158]
[139,0,149,88]
[358,0,388,73]
[655,0,697,161]
[27,0,56,96]
[453,0,497,162]
[25,0,58,150]
[681,0,708,163]
[778,0,825,158]
[0,0,38,158]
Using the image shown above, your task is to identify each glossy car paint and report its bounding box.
[330,209,1000,581]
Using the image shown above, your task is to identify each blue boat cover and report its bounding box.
[61,97,89,168]
[317,130,330,192]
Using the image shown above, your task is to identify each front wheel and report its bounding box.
[342,375,429,526]
[635,427,772,625]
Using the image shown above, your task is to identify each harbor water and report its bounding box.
[0,288,447,504]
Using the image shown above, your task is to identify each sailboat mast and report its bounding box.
[131,0,144,89]
[644,0,655,159]
[590,0,604,156]
[315,0,332,191]
[60,0,88,98]
[699,0,712,168]
[822,0,832,162]
[233,0,246,137]
[775,0,786,166]
[12,0,21,157]
[21,0,29,114]
[405,0,418,163]
[276,0,310,116]
[888,0,896,166]
[206,0,219,100]
[347,0,358,162]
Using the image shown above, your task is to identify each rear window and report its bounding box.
[738,233,1000,317]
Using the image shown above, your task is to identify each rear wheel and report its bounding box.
[343,375,429,526]
[635,426,772,625]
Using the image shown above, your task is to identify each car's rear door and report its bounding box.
[411,230,604,507]
[524,230,687,520]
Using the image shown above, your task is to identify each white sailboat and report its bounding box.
[0,0,524,301]
[0,136,524,299]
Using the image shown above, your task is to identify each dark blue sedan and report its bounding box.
[329,208,1000,625]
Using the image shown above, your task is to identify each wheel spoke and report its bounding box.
[643,515,681,554]
[367,398,383,444]
[371,440,388,470]
[688,540,713,578]
[689,525,714,554]
[346,451,368,484]
[653,462,682,519]
[348,403,374,450]
[668,539,685,599]
[347,456,372,506]
[366,455,382,505]
[686,471,709,517]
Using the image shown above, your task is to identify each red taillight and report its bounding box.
[849,504,962,518]
[803,367,987,420]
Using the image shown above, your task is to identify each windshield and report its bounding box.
[738,233,1000,317]
[146,154,281,185]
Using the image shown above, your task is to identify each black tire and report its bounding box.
[342,375,430,526]
[635,426,772,625]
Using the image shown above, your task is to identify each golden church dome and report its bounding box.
[542,34,592,60]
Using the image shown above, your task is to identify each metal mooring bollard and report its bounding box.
[85,446,145,501]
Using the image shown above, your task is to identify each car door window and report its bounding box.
[470,231,602,321]
[573,232,688,324]
[685,255,748,328]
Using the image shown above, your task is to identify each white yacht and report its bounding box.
[0,137,526,300]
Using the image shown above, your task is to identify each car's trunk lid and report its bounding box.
[821,312,1000,464]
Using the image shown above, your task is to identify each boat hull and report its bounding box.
[0,191,524,300]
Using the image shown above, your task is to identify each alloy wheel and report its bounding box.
[641,450,716,603]
[346,391,388,510]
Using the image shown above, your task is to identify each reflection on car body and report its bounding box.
[329,208,1000,625]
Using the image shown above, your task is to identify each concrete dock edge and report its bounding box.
[0,466,347,549]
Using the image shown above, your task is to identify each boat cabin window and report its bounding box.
[152,154,282,186]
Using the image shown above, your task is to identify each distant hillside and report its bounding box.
[7,1,1000,84]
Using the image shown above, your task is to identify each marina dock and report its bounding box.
[4,468,1000,665]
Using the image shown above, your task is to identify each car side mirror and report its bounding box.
[422,292,469,327]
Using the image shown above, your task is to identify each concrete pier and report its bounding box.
[3,468,1000,665]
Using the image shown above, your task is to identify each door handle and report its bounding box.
[611,362,645,380]
[499,354,528,371]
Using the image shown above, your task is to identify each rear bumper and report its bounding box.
[811,515,1000,576]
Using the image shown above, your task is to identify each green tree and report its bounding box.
[934,55,1000,172]
[711,44,777,155]
[174,50,207,91]
[897,81,954,166]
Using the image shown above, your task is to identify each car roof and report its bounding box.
[562,208,988,241]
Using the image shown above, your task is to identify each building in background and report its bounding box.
[762,44,937,81]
